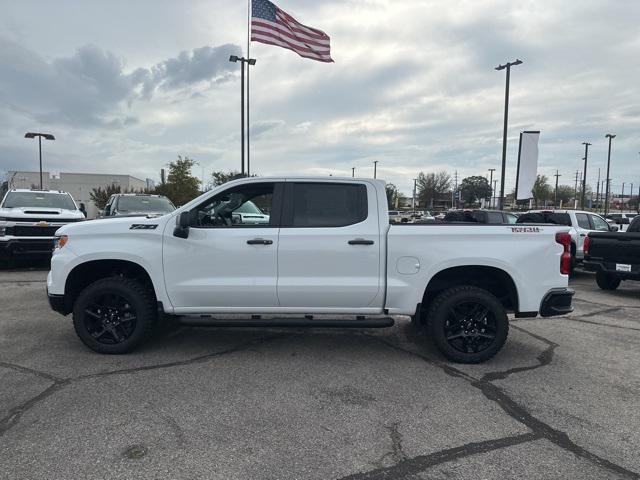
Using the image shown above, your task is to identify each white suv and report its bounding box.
[0,189,84,260]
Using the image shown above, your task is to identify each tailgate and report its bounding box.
[588,232,640,264]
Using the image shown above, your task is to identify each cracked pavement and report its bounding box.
[0,267,639,479]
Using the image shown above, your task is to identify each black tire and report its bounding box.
[595,272,621,291]
[427,286,509,364]
[73,277,157,354]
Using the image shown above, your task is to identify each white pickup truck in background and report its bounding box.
[47,177,574,363]
[0,189,85,262]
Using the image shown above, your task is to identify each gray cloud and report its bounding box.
[0,37,240,127]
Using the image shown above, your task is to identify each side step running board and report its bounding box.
[178,317,395,329]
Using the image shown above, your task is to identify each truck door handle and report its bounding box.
[348,239,374,245]
[247,238,273,245]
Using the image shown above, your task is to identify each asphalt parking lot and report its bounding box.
[1,265,639,480]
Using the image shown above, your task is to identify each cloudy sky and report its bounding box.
[1,0,639,196]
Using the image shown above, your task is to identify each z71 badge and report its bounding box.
[130,224,158,230]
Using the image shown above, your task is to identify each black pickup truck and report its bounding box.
[584,216,640,290]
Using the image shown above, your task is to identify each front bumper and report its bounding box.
[47,290,69,316]
[0,237,55,258]
[540,288,574,317]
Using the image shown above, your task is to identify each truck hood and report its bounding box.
[56,214,171,236]
[0,206,84,220]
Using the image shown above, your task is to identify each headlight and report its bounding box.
[55,235,69,250]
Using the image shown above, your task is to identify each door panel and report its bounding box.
[163,227,279,308]
[276,182,382,309]
[163,181,281,310]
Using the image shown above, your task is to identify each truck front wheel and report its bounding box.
[595,272,621,291]
[72,277,157,354]
[427,286,509,364]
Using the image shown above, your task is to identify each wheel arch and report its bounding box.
[63,259,157,314]
[418,265,519,322]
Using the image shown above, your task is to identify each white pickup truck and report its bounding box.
[0,189,85,261]
[47,177,574,363]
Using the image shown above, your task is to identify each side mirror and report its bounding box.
[610,225,619,232]
[173,211,191,238]
[104,205,111,216]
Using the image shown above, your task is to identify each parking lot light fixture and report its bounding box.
[373,161,378,179]
[24,132,55,189]
[604,134,616,215]
[495,59,523,210]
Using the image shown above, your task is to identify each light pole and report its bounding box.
[373,161,378,179]
[488,168,496,207]
[604,133,615,215]
[412,178,418,213]
[495,58,523,210]
[581,142,591,209]
[554,170,561,206]
[352,167,355,178]
[229,55,256,176]
[24,132,55,189]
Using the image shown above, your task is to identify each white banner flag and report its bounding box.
[516,131,540,200]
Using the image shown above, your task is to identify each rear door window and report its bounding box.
[487,212,503,223]
[288,183,368,227]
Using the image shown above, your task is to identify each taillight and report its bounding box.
[555,232,572,275]
[583,236,590,256]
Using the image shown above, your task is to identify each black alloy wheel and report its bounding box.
[73,277,156,354]
[443,301,497,354]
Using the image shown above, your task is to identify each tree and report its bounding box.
[555,185,574,206]
[89,184,122,209]
[531,174,552,207]
[416,171,451,209]
[211,170,244,187]
[155,156,201,206]
[385,183,399,209]
[459,176,492,205]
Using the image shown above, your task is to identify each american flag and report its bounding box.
[251,0,333,63]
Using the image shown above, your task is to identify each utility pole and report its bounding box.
[604,133,616,215]
[581,142,591,209]
[373,161,378,179]
[454,170,459,208]
[595,168,601,212]
[488,168,496,207]
[495,59,523,210]
[554,170,561,206]
[412,178,417,213]
[573,170,580,209]
[352,167,355,178]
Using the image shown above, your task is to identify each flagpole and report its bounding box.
[246,0,251,176]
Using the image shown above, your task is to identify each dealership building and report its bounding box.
[3,171,155,218]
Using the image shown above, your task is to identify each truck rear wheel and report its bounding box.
[427,286,508,364]
[72,277,156,354]
[595,272,621,291]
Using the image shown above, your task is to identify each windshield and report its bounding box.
[116,196,175,213]
[2,192,76,210]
